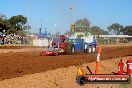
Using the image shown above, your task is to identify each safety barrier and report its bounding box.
[33,39,48,46]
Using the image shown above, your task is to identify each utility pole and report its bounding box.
[69,5,75,23]
[69,6,75,33]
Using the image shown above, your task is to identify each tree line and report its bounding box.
[1,15,131,36]
[0,14,30,36]
[73,18,132,35]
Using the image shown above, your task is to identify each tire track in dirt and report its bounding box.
[0,45,132,81]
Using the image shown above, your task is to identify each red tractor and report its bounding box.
[40,35,75,56]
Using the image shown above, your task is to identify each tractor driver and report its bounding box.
[61,37,67,49]
[61,37,65,43]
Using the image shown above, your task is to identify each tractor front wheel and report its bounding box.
[91,45,96,53]
[87,46,92,53]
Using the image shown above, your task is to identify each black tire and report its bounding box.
[76,76,86,85]
[71,45,75,54]
[84,43,87,53]
[87,46,92,53]
[65,44,75,54]
[91,45,96,53]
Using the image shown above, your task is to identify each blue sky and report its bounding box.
[0,0,132,34]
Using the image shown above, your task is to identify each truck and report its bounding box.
[83,35,97,53]
[40,35,97,56]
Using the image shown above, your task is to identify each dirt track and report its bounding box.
[0,44,132,81]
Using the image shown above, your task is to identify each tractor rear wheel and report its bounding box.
[71,46,75,53]
[65,44,75,54]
